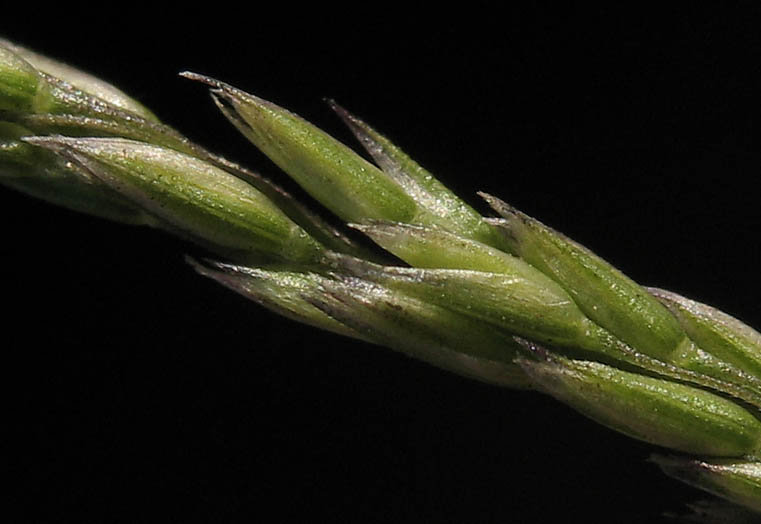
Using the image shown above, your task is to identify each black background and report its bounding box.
[4,7,761,523]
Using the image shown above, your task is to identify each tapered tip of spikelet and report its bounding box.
[179,71,244,97]
[179,71,292,115]
[651,454,761,516]
[21,134,75,150]
[325,98,362,129]
[20,135,93,171]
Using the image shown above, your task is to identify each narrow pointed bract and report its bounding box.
[517,342,761,457]
[1,42,151,123]
[650,287,761,381]
[182,73,419,225]
[1,122,153,224]
[25,136,326,265]
[483,192,690,359]
[351,221,541,275]
[187,259,366,341]
[191,256,533,389]
[329,100,506,247]
[653,456,761,513]
[349,263,598,350]
[309,276,533,388]
[0,38,158,121]
[0,38,158,120]
[484,193,761,408]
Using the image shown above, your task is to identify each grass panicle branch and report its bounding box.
[2,38,760,518]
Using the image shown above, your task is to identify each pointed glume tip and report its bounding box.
[178,71,224,88]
